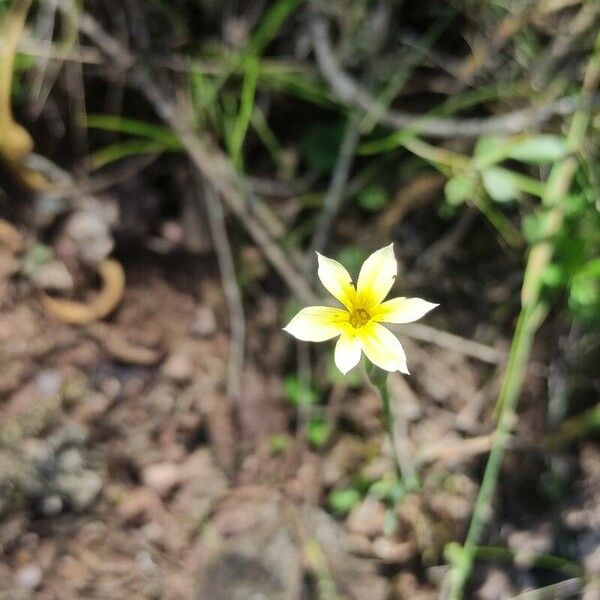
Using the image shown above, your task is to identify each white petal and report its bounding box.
[317,253,357,309]
[356,243,397,307]
[372,297,438,324]
[283,306,348,342]
[359,323,409,374]
[334,333,362,374]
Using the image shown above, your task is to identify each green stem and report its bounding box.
[370,366,401,478]
[448,302,547,598]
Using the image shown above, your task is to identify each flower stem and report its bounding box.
[366,363,416,487]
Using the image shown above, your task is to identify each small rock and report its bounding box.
[346,533,374,557]
[58,447,84,473]
[118,488,162,525]
[16,565,42,590]
[161,221,184,246]
[347,499,387,538]
[372,537,416,563]
[142,462,180,498]
[392,571,436,600]
[40,495,63,516]
[29,260,74,291]
[55,469,102,512]
[191,306,217,337]
[474,567,514,600]
[507,523,553,557]
[35,370,63,396]
[64,210,114,265]
[162,351,194,383]
[142,521,164,543]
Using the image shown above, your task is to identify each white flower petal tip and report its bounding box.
[373,297,439,324]
[316,252,356,309]
[360,323,409,374]
[283,306,348,342]
[357,244,398,306]
[334,333,362,374]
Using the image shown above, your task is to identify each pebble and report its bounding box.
[55,469,102,512]
[191,306,217,337]
[372,538,415,563]
[118,488,161,524]
[30,260,74,291]
[142,462,180,498]
[16,565,42,590]
[58,447,84,473]
[65,211,114,265]
[40,495,63,517]
[347,499,386,538]
[162,351,194,383]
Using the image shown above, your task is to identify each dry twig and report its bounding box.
[201,177,245,403]
[311,15,600,139]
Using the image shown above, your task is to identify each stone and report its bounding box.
[16,565,42,590]
[55,469,102,512]
[191,306,217,337]
[142,462,180,498]
[162,351,194,383]
[347,499,387,538]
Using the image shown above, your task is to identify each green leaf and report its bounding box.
[283,375,318,407]
[21,244,53,276]
[248,0,303,56]
[228,54,260,170]
[307,418,331,448]
[89,140,171,169]
[541,263,566,288]
[368,478,395,500]
[522,211,558,244]
[570,275,598,307]
[357,185,388,211]
[507,135,568,164]
[444,174,474,206]
[383,508,398,536]
[269,434,291,455]
[84,114,180,147]
[577,258,600,280]
[481,167,520,203]
[328,488,360,515]
[474,135,503,161]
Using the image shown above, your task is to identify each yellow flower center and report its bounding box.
[349,307,371,329]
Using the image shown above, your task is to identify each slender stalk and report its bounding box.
[366,363,419,488]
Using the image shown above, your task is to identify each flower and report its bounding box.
[283,244,438,375]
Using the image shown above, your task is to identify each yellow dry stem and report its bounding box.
[0,0,34,160]
[41,259,126,325]
[0,0,48,190]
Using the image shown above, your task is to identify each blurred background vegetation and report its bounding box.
[1,0,600,598]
